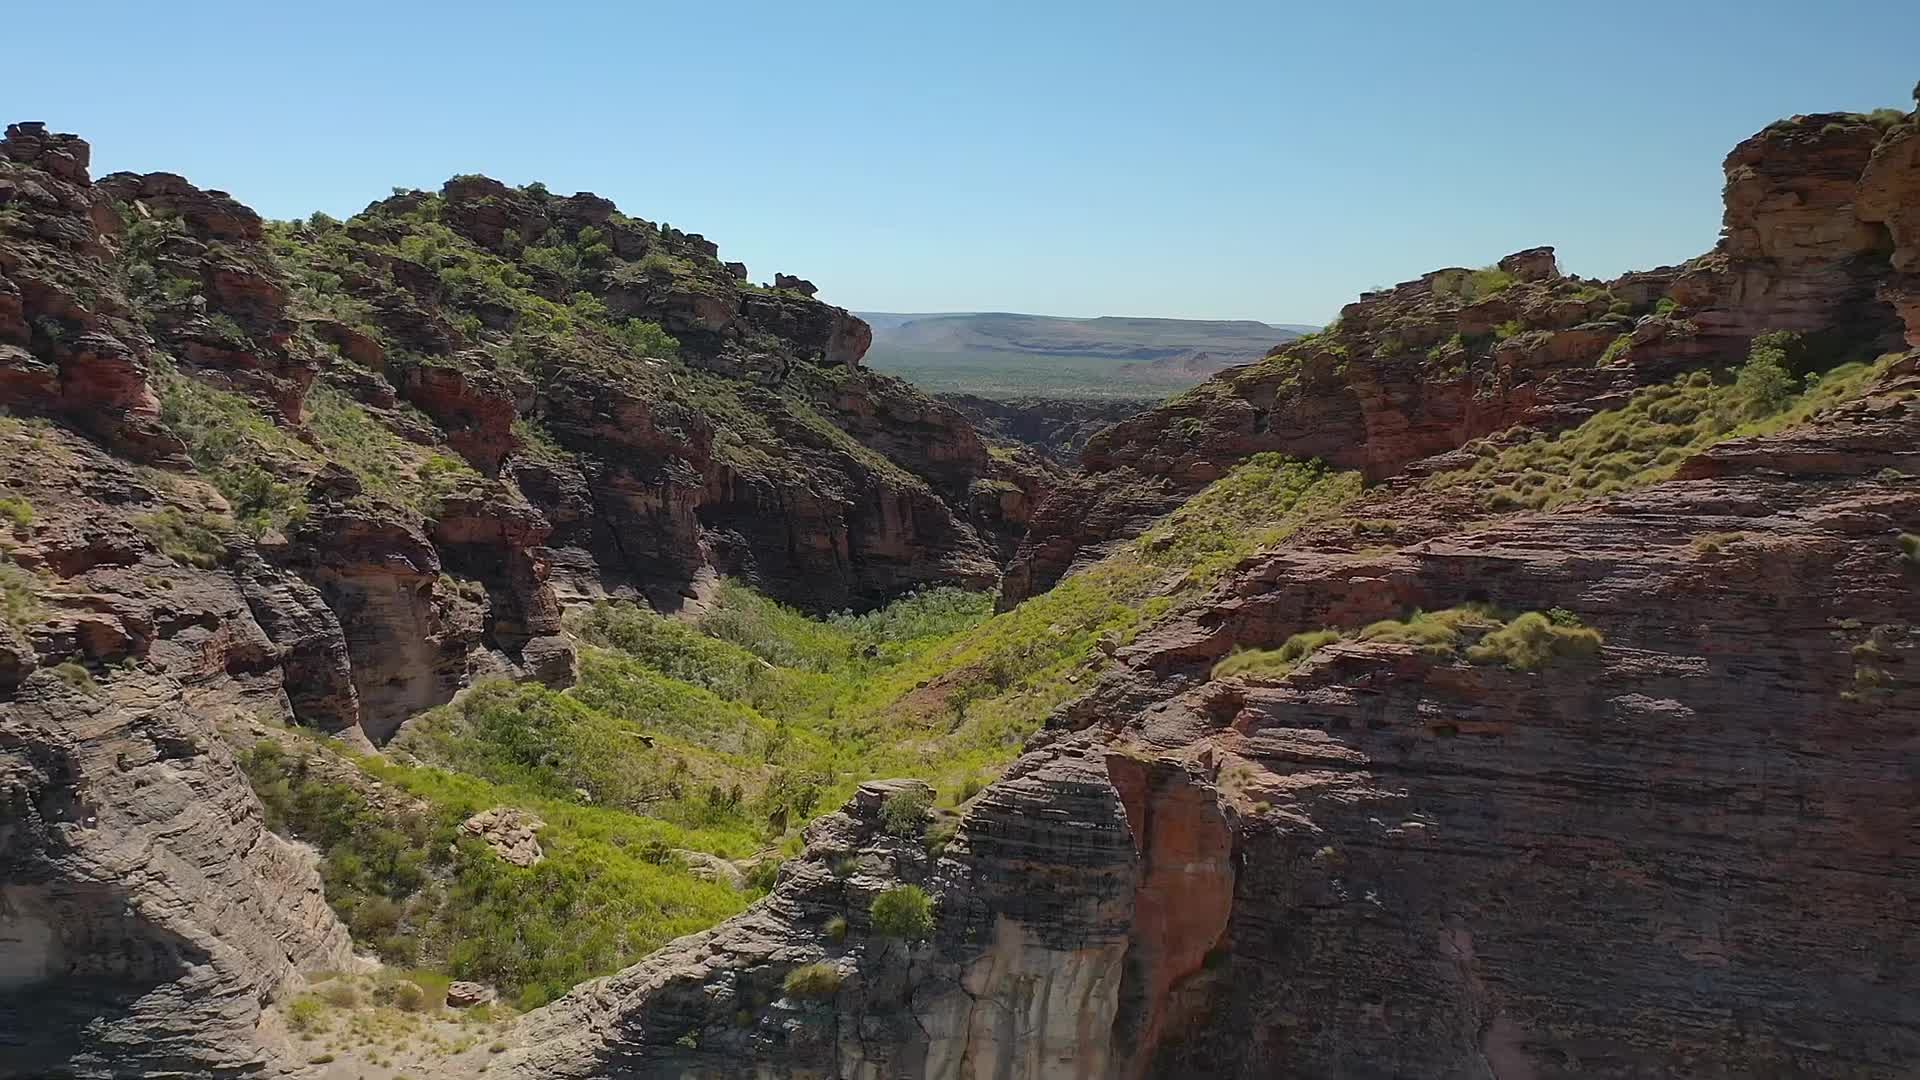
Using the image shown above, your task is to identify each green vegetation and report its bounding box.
[153,359,313,532]
[0,497,32,529]
[870,885,935,939]
[243,740,750,1009]
[1211,628,1343,681]
[1901,533,1919,565]
[1136,455,1361,581]
[1430,337,1901,511]
[1212,607,1602,682]
[0,559,41,629]
[1358,605,1504,654]
[251,447,1360,1010]
[133,508,230,568]
[153,355,481,528]
[879,788,931,838]
[781,963,843,1000]
[1430,265,1515,304]
[1464,611,1603,670]
[50,661,101,695]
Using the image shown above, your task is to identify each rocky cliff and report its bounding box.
[5,98,1920,1080]
[0,119,1030,1075]
[490,106,1920,1079]
[1003,110,1918,605]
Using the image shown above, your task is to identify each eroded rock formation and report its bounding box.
[0,117,1025,1076]
[504,350,1920,1080]
[1004,111,1920,605]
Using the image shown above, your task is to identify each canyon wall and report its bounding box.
[1003,111,1917,605]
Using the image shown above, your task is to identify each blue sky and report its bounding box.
[9,1,1915,323]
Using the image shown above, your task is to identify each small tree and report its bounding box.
[879,788,930,838]
[870,885,935,940]
[1733,332,1798,419]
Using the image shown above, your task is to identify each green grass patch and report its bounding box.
[1214,607,1601,682]
[243,739,753,1009]
[1,559,41,629]
[781,963,842,999]
[132,508,230,568]
[1464,611,1603,670]
[1212,628,1344,680]
[1430,339,1901,511]
[1135,454,1361,581]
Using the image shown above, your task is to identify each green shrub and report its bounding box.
[50,661,101,695]
[390,980,428,1013]
[1732,332,1798,418]
[286,995,326,1032]
[1,560,41,628]
[870,885,935,939]
[824,915,848,942]
[133,508,229,568]
[1212,628,1344,680]
[1600,334,1632,363]
[1464,611,1603,671]
[879,788,931,838]
[1357,607,1500,654]
[1900,533,1919,565]
[1431,266,1514,304]
[782,962,843,1000]
[0,497,31,528]
[610,319,679,359]
[243,740,752,1009]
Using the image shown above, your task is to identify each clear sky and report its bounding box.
[9,1,1915,324]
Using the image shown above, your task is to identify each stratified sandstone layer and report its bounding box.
[0,117,1030,1077]
[498,107,1920,1080]
[505,350,1920,1080]
[1003,112,1918,606]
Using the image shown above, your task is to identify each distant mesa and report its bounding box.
[859,311,1312,365]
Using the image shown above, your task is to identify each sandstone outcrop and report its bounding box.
[504,349,1920,1079]
[486,107,1920,1080]
[1004,109,1920,605]
[1,652,354,1077]
[7,100,1920,1080]
[0,117,1024,1076]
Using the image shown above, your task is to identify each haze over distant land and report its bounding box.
[861,311,1311,399]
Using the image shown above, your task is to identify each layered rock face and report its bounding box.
[0,119,1024,1075]
[494,107,1920,1080]
[1,667,355,1077]
[507,350,1920,1080]
[1003,111,1920,605]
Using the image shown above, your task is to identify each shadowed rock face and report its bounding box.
[1,669,353,1077]
[1002,111,1920,608]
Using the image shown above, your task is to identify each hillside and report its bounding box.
[862,311,1309,400]
[864,312,1305,361]
[4,97,1920,1080]
[493,105,1920,1079]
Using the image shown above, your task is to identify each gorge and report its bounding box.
[2,95,1918,1080]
